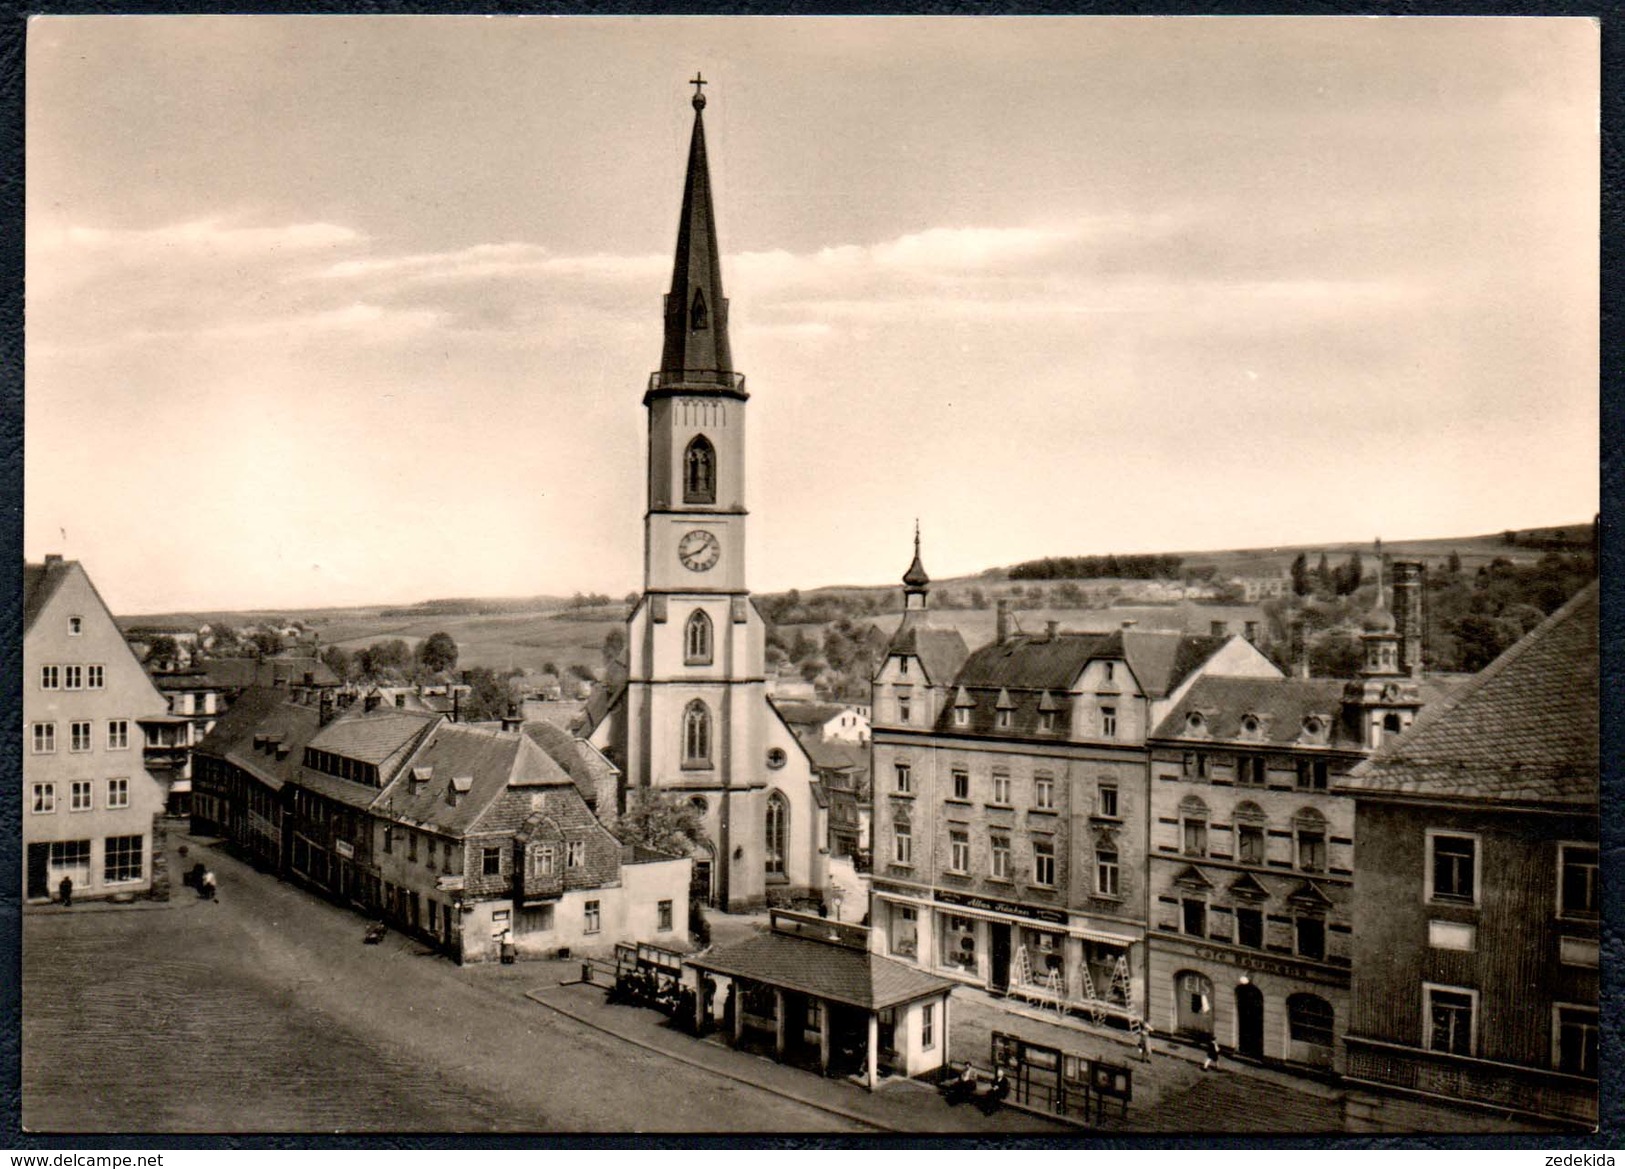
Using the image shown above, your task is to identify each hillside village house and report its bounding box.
[773,700,871,745]
[1143,562,1461,1071]
[24,557,173,902]
[868,538,1280,1027]
[1338,583,1598,1130]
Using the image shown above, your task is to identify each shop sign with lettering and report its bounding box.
[935,888,1067,925]
[1188,943,1338,983]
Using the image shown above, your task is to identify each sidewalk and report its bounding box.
[522,972,1073,1134]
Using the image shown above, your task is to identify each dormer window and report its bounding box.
[954,707,969,728]
[1241,715,1259,737]
[1302,716,1324,739]
[1039,710,1056,732]
[1186,711,1205,733]
[996,708,1012,730]
[898,657,908,677]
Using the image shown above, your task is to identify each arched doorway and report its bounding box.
[1235,981,1265,1058]
[1174,971,1215,1037]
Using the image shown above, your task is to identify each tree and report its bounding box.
[1314,553,1332,594]
[614,790,707,858]
[1290,552,1310,597]
[144,635,181,668]
[1333,554,1364,597]
[207,623,243,656]
[458,667,511,722]
[249,630,285,658]
[320,644,352,681]
[417,631,459,674]
[602,627,627,669]
[1447,550,1463,576]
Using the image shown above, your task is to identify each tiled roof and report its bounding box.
[22,559,74,635]
[888,623,970,687]
[690,931,955,1011]
[309,707,440,770]
[1341,583,1598,806]
[954,631,1113,691]
[1114,630,1230,700]
[522,720,619,804]
[771,700,852,727]
[803,738,867,775]
[1152,676,1359,749]
[375,723,573,836]
[195,686,323,792]
[579,678,626,737]
[199,656,340,690]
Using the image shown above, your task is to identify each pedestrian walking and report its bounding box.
[1202,1036,1220,1071]
[58,876,73,908]
[201,869,217,902]
[1136,1025,1151,1063]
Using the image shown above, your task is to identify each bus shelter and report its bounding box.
[686,910,956,1091]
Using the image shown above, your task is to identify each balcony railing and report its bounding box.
[647,370,746,393]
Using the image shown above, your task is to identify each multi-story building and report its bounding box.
[1338,583,1598,1129]
[586,81,827,911]
[23,556,173,902]
[869,543,1278,1025]
[372,720,690,964]
[1143,563,1453,1071]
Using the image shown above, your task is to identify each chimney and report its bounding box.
[1211,620,1230,638]
[1291,621,1311,679]
[501,702,522,733]
[1045,620,1059,641]
[996,600,1012,645]
[1391,560,1425,677]
[303,672,314,687]
[318,690,337,728]
[1244,620,1260,644]
[451,690,460,724]
[43,554,62,567]
[363,692,381,713]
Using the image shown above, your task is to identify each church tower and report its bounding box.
[1343,548,1422,749]
[596,78,826,912]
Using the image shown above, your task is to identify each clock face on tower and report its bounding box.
[678,529,721,572]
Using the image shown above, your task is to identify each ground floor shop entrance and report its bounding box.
[1175,970,1215,1038]
[1236,981,1264,1058]
[989,922,1011,992]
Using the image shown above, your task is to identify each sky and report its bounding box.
[25,16,1599,614]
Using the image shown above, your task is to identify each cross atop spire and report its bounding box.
[690,72,708,109]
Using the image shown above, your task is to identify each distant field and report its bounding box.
[318,608,625,676]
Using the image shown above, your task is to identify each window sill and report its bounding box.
[1028,807,1058,816]
[1089,814,1122,824]
[985,876,1014,886]
[1428,896,1478,910]
[680,761,715,772]
[945,798,972,807]
[890,791,915,800]
[986,802,1014,811]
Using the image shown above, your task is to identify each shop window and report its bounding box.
[891,905,918,958]
[1288,993,1335,1047]
[104,834,144,883]
[939,914,976,971]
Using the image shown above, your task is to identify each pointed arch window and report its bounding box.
[684,435,716,504]
[683,700,712,767]
[765,791,788,878]
[684,609,713,665]
[690,288,708,332]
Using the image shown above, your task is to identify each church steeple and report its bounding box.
[660,73,734,384]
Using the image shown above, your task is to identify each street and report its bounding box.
[23,834,866,1133]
